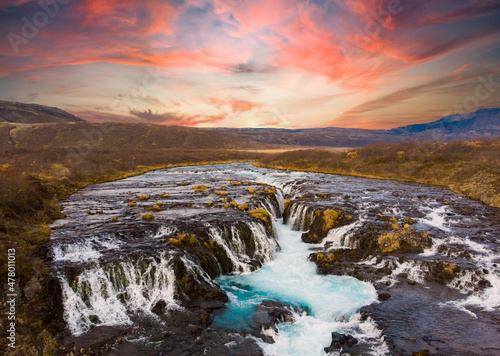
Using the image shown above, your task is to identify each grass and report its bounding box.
[256,138,500,207]
[0,146,264,354]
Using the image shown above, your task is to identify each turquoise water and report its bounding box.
[214,220,378,355]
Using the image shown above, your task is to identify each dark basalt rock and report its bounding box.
[378,293,391,301]
[251,300,308,343]
[324,332,359,354]
[301,208,353,244]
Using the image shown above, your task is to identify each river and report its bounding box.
[48,162,500,355]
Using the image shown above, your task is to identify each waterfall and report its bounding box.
[317,223,360,250]
[288,203,312,231]
[59,254,180,335]
[52,234,122,263]
[208,224,278,273]
[209,227,252,273]
[247,222,277,265]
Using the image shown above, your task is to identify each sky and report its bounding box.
[0,0,499,129]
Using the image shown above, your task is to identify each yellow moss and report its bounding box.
[141,213,155,220]
[230,201,239,207]
[189,235,197,245]
[404,223,411,230]
[250,208,271,223]
[224,204,231,209]
[283,199,291,210]
[137,195,150,201]
[317,192,325,198]
[377,232,401,253]
[157,201,164,206]
[207,201,213,207]
[238,204,248,211]
[40,224,50,238]
[246,188,256,194]
[215,190,229,196]
[233,181,241,186]
[323,210,339,230]
[193,185,210,192]
[169,238,181,245]
[152,204,161,211]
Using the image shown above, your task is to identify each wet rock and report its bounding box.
[88,315,100,324]
[251,300,308,343]
[378,293,391,301]
[301,208,352,244]
[324,332,359,353]
[152,300,167,315]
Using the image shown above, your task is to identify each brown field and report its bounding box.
[256,138,500,208]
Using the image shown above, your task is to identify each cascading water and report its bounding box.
[59,254,180,335]
[214,194,385,356]
[48,162,500,355]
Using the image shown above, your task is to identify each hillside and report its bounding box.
[0,101,84,124]
[216,108,500,147]
[0,122,267,151]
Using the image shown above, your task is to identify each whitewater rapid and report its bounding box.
[215,218,386,356]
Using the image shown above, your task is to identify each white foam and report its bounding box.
[60,254,180,335]
[52,235,122,262]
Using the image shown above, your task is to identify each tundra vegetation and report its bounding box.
[257,138,500,208]
[0,146,262,353]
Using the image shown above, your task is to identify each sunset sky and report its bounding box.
[0,0,499,129]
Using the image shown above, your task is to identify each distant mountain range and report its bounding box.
[216,108,500,147]
[0,101,84,124]
[0,101,498,148]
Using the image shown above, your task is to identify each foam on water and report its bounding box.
[419,205,451,232]
[60,254,180,335]
[52,235,122,262]
[317,222,361,250]
[215,220,381,356]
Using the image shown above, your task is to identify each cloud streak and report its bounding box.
[0,0,499,128]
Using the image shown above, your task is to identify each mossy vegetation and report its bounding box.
[0,143,264,353]
[257,138,500,207]
[141,213,155,220]
[250,208,271,223]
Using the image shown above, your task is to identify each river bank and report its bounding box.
[255,138,500,208]
[26,163,500,355]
